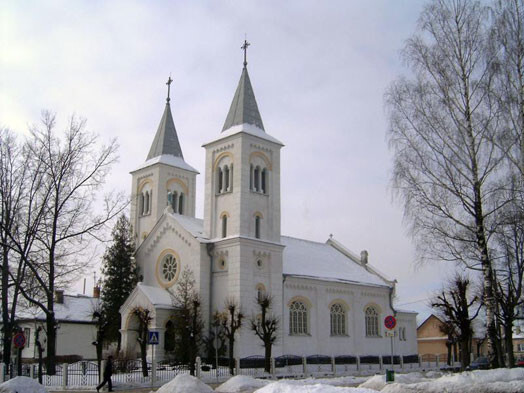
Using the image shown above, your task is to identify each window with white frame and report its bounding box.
[289,300,308,335]
[365,306,379,337]
[330,303,346,336]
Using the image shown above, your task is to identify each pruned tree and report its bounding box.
[250,293,279,373]
[216,299,244,375]
[386,0,507,366]
[170,268,204,375]
[431,274,481,369]
[132,306,152,377]
[439,320,458,366]
[100,214,138,350]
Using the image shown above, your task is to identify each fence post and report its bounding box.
[400,355,404,370]
[152,357,157,385]
[436,354,439,369]
[62,363,68,388]
[270,357,275,377]
[418,355,422,368]
[331,356,336,375]
[0,363,5,383]
[302,356,307,375]
[29,364,34,379]
[356,356,360,372]
[195,357,201,379]
[235,358,240,376]
[379,356,383,371]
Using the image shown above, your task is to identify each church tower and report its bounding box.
[203,42,284,356]
[130,78,199,246]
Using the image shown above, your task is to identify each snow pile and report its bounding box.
[379,368,524,393]
[358,372,428,391]
[291,376,369,387]
[0,376,49,393]
[156,374,213,393]
[254,380,381,393]
[216,376,270,393]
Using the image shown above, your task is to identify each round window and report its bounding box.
[162,254,178,281]
[156,251,180,287]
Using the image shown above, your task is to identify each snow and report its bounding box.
[358,372,429,391]
[0,376,49,393]
[136,283,174,308]
[132,154,199,174]
[281,236,389,287]
[17,295,99,322]
[253,381,378,393]
[216,375,270,392]
[169,214,208,241]
[211,123,284,146]
[156,374,213,393]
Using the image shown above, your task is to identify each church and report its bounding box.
[119,45,417,360]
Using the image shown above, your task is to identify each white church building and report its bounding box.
[119,52,417,360]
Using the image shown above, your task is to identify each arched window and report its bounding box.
[250,164,254,190]
[222,215,227,238]
[261,168,267,194]
[217,167,223,193]
[168,191,178,212]
[254,166,260,191]
[178,193,184,214]
[365,306,379,337]
[139,193,144,216]
[165,320,175,352]
[256,283,266,302]
[330,303,346,336]
[255,216,261,239]
[224,165,230,191]
[289,301,308,335]
[144,191,150,214]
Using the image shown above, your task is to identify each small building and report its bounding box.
[14,290,101,361]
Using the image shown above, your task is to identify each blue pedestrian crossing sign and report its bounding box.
[148,331,159,345]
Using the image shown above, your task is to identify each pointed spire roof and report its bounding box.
[147,102,184,160]
[222,66,265,132]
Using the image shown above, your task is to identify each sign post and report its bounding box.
[13,332,26,376]
[148,331,159,387]
[384,315,397,383]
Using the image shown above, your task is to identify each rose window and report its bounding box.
[162,254,177,282]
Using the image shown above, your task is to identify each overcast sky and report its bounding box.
[1,0,458,322]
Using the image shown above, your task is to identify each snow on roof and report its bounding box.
[281,236,390,288]
[137,283,174,309]
[204,123,283,146]
[168,213,208,241]
[18,295,100,323]
[131,154,199,174]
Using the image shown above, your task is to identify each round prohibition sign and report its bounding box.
[384,315,397,330]
[13,332,26,349]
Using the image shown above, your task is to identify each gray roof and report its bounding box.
[222,67,265,132]
[147,103,184,160]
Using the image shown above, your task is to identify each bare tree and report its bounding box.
[250,293,279,373]
[6,112,127,373]
[386,0,507,366]
[432,274,481,369]
[216,299,244,375]
[132,306,152,377]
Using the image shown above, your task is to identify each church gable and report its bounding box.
[135,211,205,289]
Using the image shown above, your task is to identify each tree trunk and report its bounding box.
[1,247,12,365]
[447,342,452,366]
[505,322,515,367]
[264,342,272,373]
[140,341,148,377]
[228,337,235,375]
[460,339,470,369]
[45,313,57,375]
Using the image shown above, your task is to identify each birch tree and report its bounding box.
[386,0,505,366]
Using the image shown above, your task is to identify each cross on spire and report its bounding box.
[241,39,250,68]
[166,76,173,103]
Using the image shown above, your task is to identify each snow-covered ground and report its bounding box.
[209,369,524,393]
[0,376,49,393]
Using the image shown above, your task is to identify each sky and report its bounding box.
[0,0,457,323]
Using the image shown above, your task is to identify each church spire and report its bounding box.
[146,77,184,160]
[221,41,265,132]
